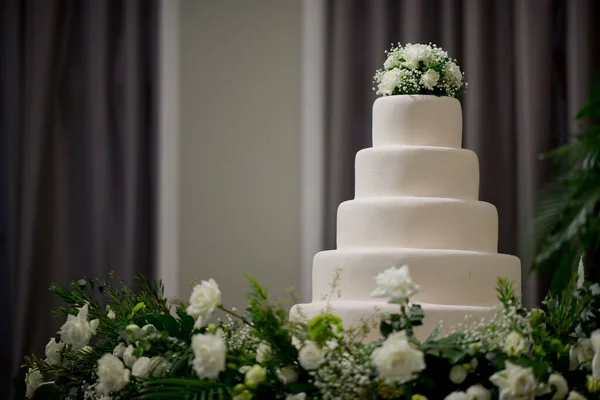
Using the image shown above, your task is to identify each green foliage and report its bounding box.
[533,77,600,292]
[496,277,518,308]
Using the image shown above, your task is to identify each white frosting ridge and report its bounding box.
[311,249,521,306]
[372,95,462,148]
[355,146,479,200]
[337,197,498,252]
[290,301,494,342]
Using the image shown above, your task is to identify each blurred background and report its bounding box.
[1,0,600,398]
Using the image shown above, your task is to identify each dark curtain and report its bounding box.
[323,0,600,306]
[0,0,158,397]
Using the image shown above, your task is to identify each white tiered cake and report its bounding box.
[291,95,521,339]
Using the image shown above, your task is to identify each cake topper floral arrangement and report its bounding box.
[374,43,466,98]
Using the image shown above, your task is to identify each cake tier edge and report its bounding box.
[337,197,498,252]
[290,301,493,343]
[355,146,479,200]
[311,249,521,306]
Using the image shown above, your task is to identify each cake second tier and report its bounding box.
[337,197,499,252]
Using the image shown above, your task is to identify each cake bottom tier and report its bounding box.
[289,301,494,342]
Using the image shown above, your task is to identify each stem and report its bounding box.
[218,305,255,328]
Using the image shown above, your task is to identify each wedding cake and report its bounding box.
[290,44,521,340]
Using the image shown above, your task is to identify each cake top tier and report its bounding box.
[373,95,463,148]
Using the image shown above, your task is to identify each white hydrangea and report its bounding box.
[298,341,325,371]
[371,265,420,303]
[187,279,222,329]
[58,303,99,350]
[44,338,66,366]
[191,332,227,379]
[371,330,425,384]
[25,368,43,399]
[503,331,528,357]
[490,361,538,399]
[95,354,130,395]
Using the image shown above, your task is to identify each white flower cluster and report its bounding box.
[187,278,222,329]
[373,42,466,98]
[458,300,533,352]
[307,340,373,400]
[371,264,420,303]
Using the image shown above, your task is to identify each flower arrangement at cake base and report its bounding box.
[20,264,600,400]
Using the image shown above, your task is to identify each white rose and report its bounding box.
[593,352,600,379]
[421,69,440,90]
[256,342,272,364]
[548,373,569,400]
[403,44,429,69]
[123,345,138,368]
[286,394,306,400]
[567,391,587,400]
[277,365,299,384]
[191,333,227,379]
[25,368,43,399]
[376,68,403,96]
[466,384,491,400]
[132,356,152,378]
[490,362,537,398]
[449,364,468,384]
[107,309,116,320]
[446,62,463,84]
[96,353,131,395]
[371,330,425,384]
[113,343,127,359]
[503,331,528,357]
[445,392,469,400]
[58,303,99,350]
[298,341,325,371]
[187,279,222,329]
[371,265,420,303]
[44,338,66,366]
[571,339,595,370]
[245,364,267,388]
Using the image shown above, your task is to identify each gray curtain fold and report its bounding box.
[0,0,158,397]
[324,0,600,306]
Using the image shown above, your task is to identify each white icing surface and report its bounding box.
[310,249,521,306]
[290,95,522,340]
[355,146,479,199]
[337,197,498,252]
[290,301,494,342]
[372,95,462,148]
